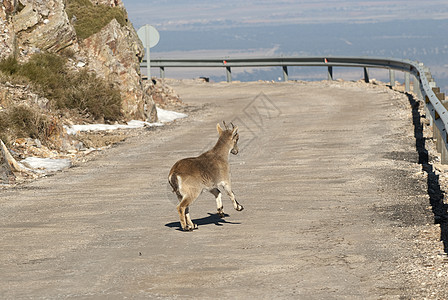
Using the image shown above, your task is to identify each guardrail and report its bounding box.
[141,56,448,164]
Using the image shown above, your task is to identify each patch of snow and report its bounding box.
[22,108,187,175]
[20,157,71,173]
[64,121,162,135]
[64,107,187,135]
[156,107,187,123]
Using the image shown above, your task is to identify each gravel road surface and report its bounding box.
[1,80,447,299]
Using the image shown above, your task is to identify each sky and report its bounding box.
[122,0,448,30]
[121,0,448,88]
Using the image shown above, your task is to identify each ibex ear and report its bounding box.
[217,123,224,135]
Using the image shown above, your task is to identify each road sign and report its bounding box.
[137,25,160,78]
[137,25,160,48]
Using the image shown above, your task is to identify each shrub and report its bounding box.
[18,53,67,97]
[7,105,50,140]
[0,105,52,146]
[0,56,19,75]
[0,110,10,144]
[0,53,123,122]
[63,70,122,121]
[66,0,128,40]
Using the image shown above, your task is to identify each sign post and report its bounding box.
[137,24,160,79]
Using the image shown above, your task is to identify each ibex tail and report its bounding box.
[169,173,183,200]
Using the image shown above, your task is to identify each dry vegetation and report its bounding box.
[0,52,122,147]
[66,0,128,40]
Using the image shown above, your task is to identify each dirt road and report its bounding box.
[1,80,447,299]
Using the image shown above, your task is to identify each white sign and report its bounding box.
[137,25,160,48]
[137,25,160,78]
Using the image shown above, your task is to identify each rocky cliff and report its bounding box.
[0,0,177,184]
[0,0,157,122]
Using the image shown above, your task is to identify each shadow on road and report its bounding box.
[408,92,448,253]
[165,213,241,231]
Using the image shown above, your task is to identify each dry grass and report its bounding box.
[0,53,123,145]
[66,0,128,40]
[0,53,122,121]
[0,105,56,147]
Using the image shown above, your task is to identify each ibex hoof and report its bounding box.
[236,205,244,211]
[217,208,225,218]
[183,224,198,231]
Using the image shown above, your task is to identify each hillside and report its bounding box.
[0,0,180,185]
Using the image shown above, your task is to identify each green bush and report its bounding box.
[18,53,66,97]
[66,0,128,40]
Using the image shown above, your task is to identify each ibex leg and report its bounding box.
[210,188,225,217]
[176,201,188,231]
[222,182,244,211]
[177,196,197,231]
[185,207,198,230]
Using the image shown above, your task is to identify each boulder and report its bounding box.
[148,79,183,108]
[13,0,77,55]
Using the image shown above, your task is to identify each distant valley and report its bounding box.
[124,1,448,91]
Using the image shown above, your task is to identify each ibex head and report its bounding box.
[217,121,239,155]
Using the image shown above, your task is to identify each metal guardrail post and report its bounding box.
[433,87,447,159]
[414,75,422,99]
[226,66,232,83]
[432,87,446,102]
[363,67,369,83]
[435,123,442,153]
[327,66,333,81]
[160,67,165,79]
[442,145,448,164]
[424,92,433,127]
[405,72,410,92]
[389,69,395,87]
[282,66,288,81]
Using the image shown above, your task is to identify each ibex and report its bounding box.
[168,121,243,231]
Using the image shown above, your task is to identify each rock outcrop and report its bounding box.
[80,18,152,121]
[0,1,17,59]
[0,0,172,184]
[149,79,183,109]
[0,0,157,122]
[13,0,77,55]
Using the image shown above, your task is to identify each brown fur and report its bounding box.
[168,122,243,231]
